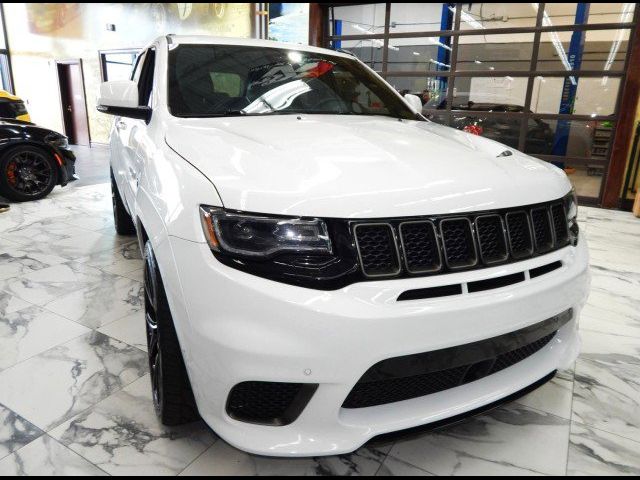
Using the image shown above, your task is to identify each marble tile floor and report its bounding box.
[0,180,639,476]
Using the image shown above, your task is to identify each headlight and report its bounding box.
[199,206,332,258]
[564,188,579,245]
[46,136,69,150]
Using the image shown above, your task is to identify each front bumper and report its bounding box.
[56,148,77,186]
[165,232,590,456]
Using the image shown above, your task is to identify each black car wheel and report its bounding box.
[111,170,136,235]
[0,146,58,201]
[144,241,199,426]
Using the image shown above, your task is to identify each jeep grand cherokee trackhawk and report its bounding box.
[98,36,590,457]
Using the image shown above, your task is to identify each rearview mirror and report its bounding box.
[97,80,151,122]
[403,93,423,114]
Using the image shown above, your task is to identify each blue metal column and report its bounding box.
[436,4,454,96]
[333,19,342,49]
[551,3,590,166]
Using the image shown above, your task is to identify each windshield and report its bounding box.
[167,44,420,120]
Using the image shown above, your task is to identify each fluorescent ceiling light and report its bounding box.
[352,23,398,51]
[449,6,485,30]
[602,3,634,85]
[532,3,576,86]
[429,58,451,69]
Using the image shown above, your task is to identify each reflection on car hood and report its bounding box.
[165,115,571,218]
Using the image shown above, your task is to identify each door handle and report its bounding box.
[116,120,127,130]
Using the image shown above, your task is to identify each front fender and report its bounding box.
[136,142,223,245]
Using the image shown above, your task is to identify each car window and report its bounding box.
[167,44,419,120]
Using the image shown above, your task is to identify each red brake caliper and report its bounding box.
[6,162,17,186]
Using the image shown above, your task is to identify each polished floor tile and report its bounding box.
[97,310,147,352]
[0,404,42,461]
[0,305,89,371]
[0,331,148,431]
[0,434,106,476]
[50,375,215,476]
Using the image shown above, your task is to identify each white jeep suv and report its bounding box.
[98,35,590,457]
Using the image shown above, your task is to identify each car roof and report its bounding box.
[165,35,354,59]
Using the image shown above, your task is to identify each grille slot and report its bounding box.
[440,218,477,269]
[399,221,441,273]
[475,214,508,264]
[354,223,400,277]
[226,381,317,425]
[531,207,554,253]
[551,203,569,246]
[505,211,534,258]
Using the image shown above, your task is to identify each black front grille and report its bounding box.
[354,224,399,277]
[226,381,317,425]
[342,310,572,409]
[352,199,573,279]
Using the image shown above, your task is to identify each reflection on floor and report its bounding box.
[0,150,639,475]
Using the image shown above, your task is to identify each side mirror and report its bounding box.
[97,80,151,122]
[403,93,423,114]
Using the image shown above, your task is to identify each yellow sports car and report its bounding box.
[0,90,30,122]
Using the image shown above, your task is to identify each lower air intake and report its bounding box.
[227,381,317,426]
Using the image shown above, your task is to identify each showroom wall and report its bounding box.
[2,3,253,143]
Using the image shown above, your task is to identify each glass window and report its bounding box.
[457,33,534,71]
[101,51,139,82]
[167,44,419,120]
[537,29,631,72]
[385,37,452,72]
[565,164,603,199]
[385,75,449,106]
[530,76,621,116]
[389,3,451,33]
[331,3,386,36]
[524,118,615,159]
[452,76,528,110]
[451,113,523,151]
[458,4,538,30]
[544,3,635,27]
[331,39,383,71]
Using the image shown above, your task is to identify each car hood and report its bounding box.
[165,115,571,218]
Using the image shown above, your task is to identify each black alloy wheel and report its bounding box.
[0,146,58,201]
[143,240,199,425]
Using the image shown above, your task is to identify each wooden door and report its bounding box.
[57,61,90,146]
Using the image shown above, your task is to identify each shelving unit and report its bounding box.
[588,122,612,176]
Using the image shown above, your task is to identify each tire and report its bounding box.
[0,145,58,201]
[111,170,136,235]
[144,241,200,425]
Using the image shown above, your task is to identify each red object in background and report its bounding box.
[304,61,335,78]
[463,124,484,136]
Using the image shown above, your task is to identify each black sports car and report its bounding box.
[0,119,76,201]
[423,98,555,155]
